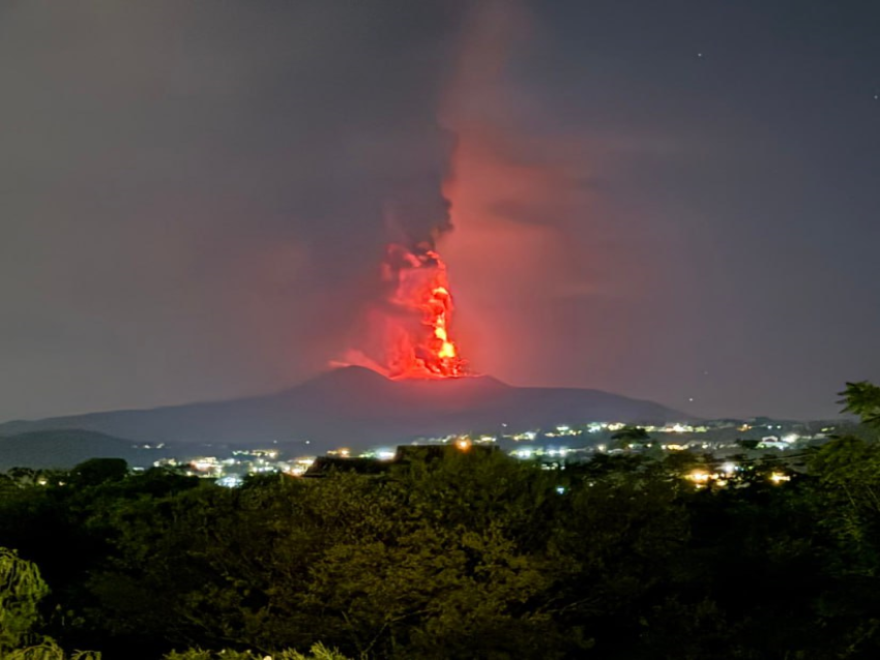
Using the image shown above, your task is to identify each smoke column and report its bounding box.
[336,1,534,380]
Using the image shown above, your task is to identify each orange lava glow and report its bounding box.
[381,243,468,379]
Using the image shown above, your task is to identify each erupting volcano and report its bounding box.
[380,243,468,379]
[339,240,469,380]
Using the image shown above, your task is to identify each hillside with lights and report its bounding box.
[0,365,686,451]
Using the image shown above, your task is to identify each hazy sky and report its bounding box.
[1,0,878,421]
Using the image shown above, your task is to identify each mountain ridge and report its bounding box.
[0,429,150,470]
[0,367,690,451]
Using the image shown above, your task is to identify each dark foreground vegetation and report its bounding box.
[2,382,880,659]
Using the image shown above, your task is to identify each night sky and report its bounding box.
[2,0,878,422]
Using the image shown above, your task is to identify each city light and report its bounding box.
[132,417,812,486]
[687,470,711,483]
[284,457,317,477]
[217,475,243,488]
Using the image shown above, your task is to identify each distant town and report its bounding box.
[141,416,847,487]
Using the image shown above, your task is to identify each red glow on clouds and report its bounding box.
[434,0,631,386]
[338,0,602,385]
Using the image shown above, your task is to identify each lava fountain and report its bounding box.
[337,241,469,379]
[380,243,468,379]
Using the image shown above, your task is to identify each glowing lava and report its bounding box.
[381,243,468,379]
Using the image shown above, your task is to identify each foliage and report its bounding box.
[164,643,349,659]
[609,425,651,449]
[69,458,128,487]
[839,381,880,429]
[3,387,880,658]
[0,547,49,652]
[6,640,101,660]
[0,547,100,659]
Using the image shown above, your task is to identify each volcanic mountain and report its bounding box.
[0,367,688,452]
[0,429,161,471]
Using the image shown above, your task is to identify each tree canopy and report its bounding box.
[1,387,880,658]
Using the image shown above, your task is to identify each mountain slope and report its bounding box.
[0,429,151,470]
[0,367,689,451]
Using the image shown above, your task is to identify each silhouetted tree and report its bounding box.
[610,425,651,449]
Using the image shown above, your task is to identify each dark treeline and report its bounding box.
[1,382,880,659]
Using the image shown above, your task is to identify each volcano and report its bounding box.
[0,367,688,452]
